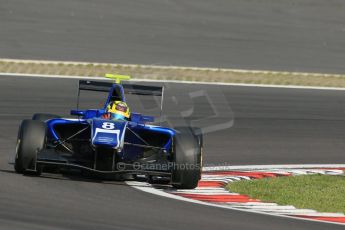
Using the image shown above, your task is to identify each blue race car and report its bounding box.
[14,75,203,189]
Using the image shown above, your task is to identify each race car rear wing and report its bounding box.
[123,84,163,96]
[78,80,163,96]
[78,80,112,92]
[77,80,165,119]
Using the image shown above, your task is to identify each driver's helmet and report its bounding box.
[106,101,130,121]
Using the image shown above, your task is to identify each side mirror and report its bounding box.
[140,115,154,123]
[131,113,155,124]
[70,110,85,116]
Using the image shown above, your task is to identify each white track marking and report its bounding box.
[203,164,345,171]
[171,190,234,195]
[201,176,250,180]
[1,58,344,77]
[172,188,229,193]
[126,165,345,226]
[170,187,223,190]
[1,72,345,91]
[0,72,111,80]
[230,202,279,207]
[290,213,345,217]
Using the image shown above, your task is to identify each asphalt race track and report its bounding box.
[1,0,345,73]
[1,75,345,229]
[1,0,345,229]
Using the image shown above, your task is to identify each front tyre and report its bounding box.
[14,120,46,174]
[172,127,203,189]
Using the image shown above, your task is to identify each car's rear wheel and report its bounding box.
[32,113,60,121]
[14,120,46,174]
[171,127,203,189]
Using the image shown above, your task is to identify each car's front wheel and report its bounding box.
[171,127,203,189]
[14,120,46,174]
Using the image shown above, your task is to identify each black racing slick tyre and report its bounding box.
[172,127,203,189]
[193,127,204,180]
[32,113,60,121]
[14,120,46,174]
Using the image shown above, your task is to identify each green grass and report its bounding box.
[227,174,345,214]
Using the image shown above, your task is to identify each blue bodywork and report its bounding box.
[45,81,175,163]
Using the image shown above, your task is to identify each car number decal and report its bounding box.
[102,122,115,130]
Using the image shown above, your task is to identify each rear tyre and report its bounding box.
[14,120,46,174]
[172,127,203,189]
[32,113,60,121]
